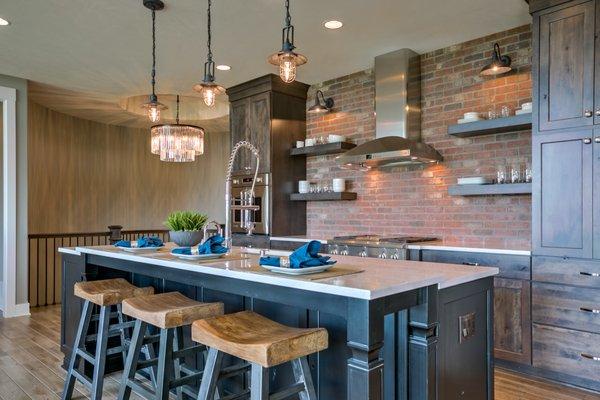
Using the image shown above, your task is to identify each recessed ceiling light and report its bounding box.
[216,65,231,71]
[0,17,10,26]
[324,20,343,29]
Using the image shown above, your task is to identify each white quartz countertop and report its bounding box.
[269,236,530,256]
[59,245,498,300]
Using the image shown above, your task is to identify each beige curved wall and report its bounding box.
[28,101,230,234]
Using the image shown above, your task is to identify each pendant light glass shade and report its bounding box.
[268,0,307,83]
[193,0,224,107]
[141,97,167,123]
[150,95,205,162]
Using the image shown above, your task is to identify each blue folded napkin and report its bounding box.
[260,241,336,269]
[114,236,164,248]
[171,235,228,255]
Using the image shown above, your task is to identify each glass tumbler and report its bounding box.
[496,165,507,184]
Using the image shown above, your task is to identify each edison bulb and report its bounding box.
[202,87,217,107]
[148,105,161,123]
[279,54,297,83]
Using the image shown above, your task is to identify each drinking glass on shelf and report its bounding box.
[510,163,522,183]
[524,162,533,183]
[501,105,511,118]
[496,164,507,184]
[488,107,497,120]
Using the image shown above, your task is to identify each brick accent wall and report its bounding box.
[306,25,532,249]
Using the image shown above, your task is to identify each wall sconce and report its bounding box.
[480,43,512,76]
[308,90,334,114]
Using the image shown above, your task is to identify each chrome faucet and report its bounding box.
[224,141,261,250]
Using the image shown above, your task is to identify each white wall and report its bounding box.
[0,105,3,284]
[0,75,27,306]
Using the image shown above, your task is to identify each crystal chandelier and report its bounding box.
[151,96,205,162]
[193,0,224,107]
[141,0,167,122]
[267,0,307,83]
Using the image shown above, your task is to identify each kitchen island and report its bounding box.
[59,245,498,400]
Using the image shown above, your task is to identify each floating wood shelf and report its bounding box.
[290,192,357,201]
[290,142,356,157]
[448,183,532,196]
[448,113,532,138]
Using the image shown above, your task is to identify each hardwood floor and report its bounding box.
[0,305,598,400]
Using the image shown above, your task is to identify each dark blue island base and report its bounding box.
[60,250,494,400]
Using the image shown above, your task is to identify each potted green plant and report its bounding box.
[165,211,208,247]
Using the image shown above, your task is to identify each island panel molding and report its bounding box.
[305,24,532,249]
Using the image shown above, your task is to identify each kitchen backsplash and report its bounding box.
[305,24,532,249]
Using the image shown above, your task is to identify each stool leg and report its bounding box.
[156,328,174,400]
[91,305,111,400]
[197,348,223,400]
[118,319,148,400]
[250,364,269,400]
[173,327,184,400]
[116,304,129,366]
[61,300,93,400]
[141,326,158,389]
[292,357,317,400]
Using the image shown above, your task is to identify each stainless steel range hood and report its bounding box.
[337,49,442,168]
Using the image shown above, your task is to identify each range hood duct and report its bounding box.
[337,49,442,168]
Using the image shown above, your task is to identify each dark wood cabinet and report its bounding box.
[226,74,309,236]
[537,1,595,131]
[493,278,532,364]
[532,130,594,258]
[595,128,600,259]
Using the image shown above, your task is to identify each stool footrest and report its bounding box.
[126,378,155,399]
[106,346,125,356]
[219,362,251,380]
[75,348,95,364]
[91,311,119,321]
[136,357,158,370]
[85,329,122,342]
[179,364,198,376]
[221,389,251,400]
[173,344,205,360]
[71,369,93,389]
[269,382,305,400]
[168,372,203,389]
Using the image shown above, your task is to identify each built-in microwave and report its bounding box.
[231,173,270,235]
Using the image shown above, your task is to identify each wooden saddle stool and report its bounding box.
[192,310,328,400]
[118,292,224,400]
[62,278,154,400]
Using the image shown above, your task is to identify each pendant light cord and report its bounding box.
[151,9,157,97]
[207,0,212,62]
[176,95,180,125]
[285,0,291,27]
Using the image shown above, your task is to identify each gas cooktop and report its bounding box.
[330,235,438,246]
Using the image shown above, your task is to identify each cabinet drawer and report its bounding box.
[420,250,530,280]
[533,256,600,287]
[532,282,600,333]
[533,324,600,391]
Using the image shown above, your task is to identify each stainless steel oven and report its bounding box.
[231,173,270,235]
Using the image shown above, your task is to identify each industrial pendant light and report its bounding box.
[480,43,512,76]
[141,0,167,122]
[268,0,307,83]
[151,95,205,162]
[193,0,224,107]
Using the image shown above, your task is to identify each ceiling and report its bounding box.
[0,0,531,127]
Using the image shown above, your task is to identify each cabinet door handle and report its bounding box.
[585,110,593,117]
[581,353,600,361]
[580,307,600,314]
[596,110,600,117]
[584,138,592,144]
[580,271,600,277]
[595,137,600,143]
[463,262,480,266]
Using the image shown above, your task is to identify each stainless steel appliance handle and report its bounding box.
[581,353,600,361]
[580,307,600,314]
[463,262,480,266]
[580,271,600,277]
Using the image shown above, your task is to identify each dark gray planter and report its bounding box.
[169,230,203,247]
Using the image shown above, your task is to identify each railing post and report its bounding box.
[108,225,123,244]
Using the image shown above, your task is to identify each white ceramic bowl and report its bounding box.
[328,134,344,143]
[521,102,532,110]
[463,112,480,120]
